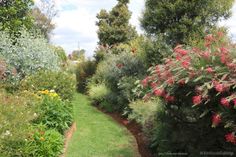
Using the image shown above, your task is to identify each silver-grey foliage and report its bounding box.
[0,30,60,78]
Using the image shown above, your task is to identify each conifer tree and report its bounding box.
[96,0,137,46]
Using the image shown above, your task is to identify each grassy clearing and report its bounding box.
[65,94,139,157]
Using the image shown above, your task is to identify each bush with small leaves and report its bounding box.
[139,32,236,154]
[92,51,146,111]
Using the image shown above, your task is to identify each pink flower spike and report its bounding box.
[205,34,214,42]
[165,95,175,102]
[220,47,228,54]
[141,77,149,87]
[225,132,236,144]
[215,83,225,93]
[206,67,214,73]
[212,113,221,127]
[181,60,190,69]
[220,98,230,108]
[192,96,202,105]
[220,55,227,64]
[174,45,188,56]
[202,52,210,59]
[153,89,164,97]
[150,82,157,89]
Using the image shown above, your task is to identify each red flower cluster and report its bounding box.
[212,113,221,127]
[192,95,202,105]
[206,67,214,73]
[174,45,188,56]
[140,32,236,144]
[214,82,226,93]
[153,89,164,96]
[220,98,230,108]
[225,132,236,144]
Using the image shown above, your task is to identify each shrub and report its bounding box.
[128,99,162,146]
[76,60,96,93]
[94,45,108,63]
[141,35,172,66]
[34,92,73,134]
[128,99,160,126]
[24,125,63,157]
[117,76,140,102]
[92,51,146,111]
[87,82,110,104]
[99,100,115,113]
[0,30,60,79]
[140,32,236,154]
[0,91,38,156]
[20,70,75,101]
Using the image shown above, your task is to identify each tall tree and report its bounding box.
[0,0,34,34]
[96,0,137,46]
[31,7,55,40]
[32,0,57,40]
[141,0,234,46]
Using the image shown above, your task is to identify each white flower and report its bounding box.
[50,89,55,93]
[3,130,11,137]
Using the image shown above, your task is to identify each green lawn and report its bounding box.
[65,94,140,157]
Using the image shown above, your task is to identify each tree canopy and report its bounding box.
[32,0,57,40]
[141,0,234,46]
[31,7,55,40]
[0,0,34,34]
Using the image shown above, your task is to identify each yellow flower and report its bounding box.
[49,92,58,98]
[39,90,49,95]
[44,90,49,94]
[40,137,45,141]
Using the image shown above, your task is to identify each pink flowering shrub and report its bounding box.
[139,32,236,153]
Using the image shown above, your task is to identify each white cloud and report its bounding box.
[219,3,236,40]
[51,0,236,57]
[51,0,144,57]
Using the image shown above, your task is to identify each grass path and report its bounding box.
[65,93,140,157]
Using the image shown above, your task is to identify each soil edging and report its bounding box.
[60,122,77,157]
[98,108,154,157]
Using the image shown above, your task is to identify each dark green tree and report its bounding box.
[141,0,234,46]
[0,0,34,34]
[96,0,137,46]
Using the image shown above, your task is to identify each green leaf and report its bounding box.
[199,110,210,118]
[193,76,204,82]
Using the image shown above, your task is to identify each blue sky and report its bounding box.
[46,0,236,57]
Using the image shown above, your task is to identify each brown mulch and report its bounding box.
[60,122,77,157]
[98,108,154,157]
